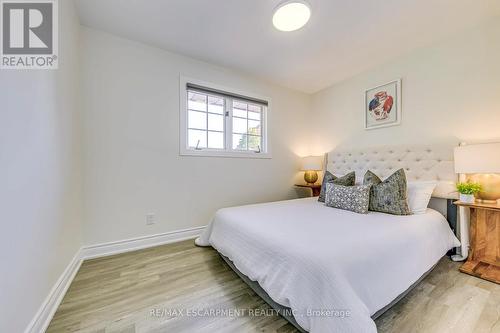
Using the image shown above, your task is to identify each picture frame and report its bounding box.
[364,79,401,130]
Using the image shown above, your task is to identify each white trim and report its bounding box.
[179,75,272,159]
[364,79,402,130]
[24,249,83,333]
[81,226,205,259]
[24,226,205,333]
[178,148,272,159]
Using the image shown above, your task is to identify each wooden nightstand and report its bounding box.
[455,201,500,284]
[294,184,322,197]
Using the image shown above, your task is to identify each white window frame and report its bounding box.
[179,75,271,158]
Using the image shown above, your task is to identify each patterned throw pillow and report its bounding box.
[363,169,411,215]
[318,171,356,203]
[324,183,371,214]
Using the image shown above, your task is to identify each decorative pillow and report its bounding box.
[407,181,437,214]
[324,183,371,214]
[363,169,411,215]
[318,171,355,203]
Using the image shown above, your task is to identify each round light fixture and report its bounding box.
[272,1,311,32]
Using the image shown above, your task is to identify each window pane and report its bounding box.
[188,129,207,148]
[233,101,247,110]
[248,135,261,151]
[248,111,261,120]
[232,117,247,134]
[248,120,261,135]
[188,92,207,111]
[208,96,224,114]
[208,131,224,149]
[233,108,247,118]
[248,104,261,113]
[188,110,206,130]
[233,100,247,118]
[208,114,224,131]
[232,134,247,150]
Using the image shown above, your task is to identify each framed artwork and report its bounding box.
[364,79,401,130]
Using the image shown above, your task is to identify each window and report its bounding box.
[187,91,225,150]
[180,77,270,158]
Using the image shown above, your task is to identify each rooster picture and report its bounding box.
[368,91,394,121]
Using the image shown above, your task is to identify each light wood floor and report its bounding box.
[47,240,500,333]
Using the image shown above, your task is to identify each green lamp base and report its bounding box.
[304,170,318,184]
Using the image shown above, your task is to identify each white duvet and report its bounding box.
[196,197,460,333]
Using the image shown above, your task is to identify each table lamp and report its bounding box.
[300,156,323,184]
[454,142,500,204]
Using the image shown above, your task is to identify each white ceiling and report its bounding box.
[75,0,500,94]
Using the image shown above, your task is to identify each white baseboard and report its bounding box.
[81,226,205,259]
[25,226,205,333]
[25,249,83,333]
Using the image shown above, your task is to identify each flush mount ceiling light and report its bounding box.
[272,0,311,32]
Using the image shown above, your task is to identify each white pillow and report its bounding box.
[407,181,437,214]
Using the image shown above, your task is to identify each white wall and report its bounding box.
[79,18,500,246]
[0,1,82,332]
[310,18,500,155]
[80,27,310,245]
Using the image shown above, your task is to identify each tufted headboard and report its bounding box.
[326,145,458,200]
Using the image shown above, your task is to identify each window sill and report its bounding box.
[180,149,272,159]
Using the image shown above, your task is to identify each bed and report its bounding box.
[196,145,461,333]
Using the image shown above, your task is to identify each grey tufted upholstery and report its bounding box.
[327,145,458,199]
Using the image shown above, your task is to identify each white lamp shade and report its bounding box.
[301,156,323,171]
[454,142,500,174]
